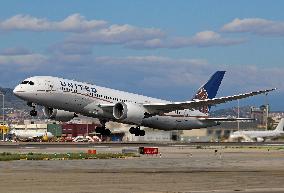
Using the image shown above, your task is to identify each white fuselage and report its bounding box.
[230,130,284,142]
[13,76,218,130]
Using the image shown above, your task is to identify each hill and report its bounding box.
[0,87,28,111]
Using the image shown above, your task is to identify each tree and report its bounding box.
[267,117,275,130]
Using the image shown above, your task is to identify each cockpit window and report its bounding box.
[21,81,35,85]
[21,81,29,84]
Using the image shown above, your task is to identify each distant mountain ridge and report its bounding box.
[210,106,252,118]
[0,87,28,110]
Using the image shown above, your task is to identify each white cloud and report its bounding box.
[126,31,246,49]
[54,14,107,32]
[221,65,283,91]
[48,43,93,55]
[49,53,93,67]
[0,47,32,55]
[67,24,165,44]
[95,55,207,66]
[221,18,284,36]
[0,14,246,50]
[94,55,212,88]
[0,47,49,72]
[0,14,50,31]
[0,13,107,32]
[0,52,48,71]
[190,31,243,46]
[91,55,283,92]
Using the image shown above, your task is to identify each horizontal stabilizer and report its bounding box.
[200,117,255,122]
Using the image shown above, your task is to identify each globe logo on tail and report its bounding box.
[194,87,209,114]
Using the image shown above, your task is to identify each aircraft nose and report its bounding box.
[13,85,22,97]
[13,85,19,95]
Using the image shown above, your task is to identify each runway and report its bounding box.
[1,141,284,149]
[1,142,284,193]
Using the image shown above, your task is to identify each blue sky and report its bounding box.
[0,0,283,110]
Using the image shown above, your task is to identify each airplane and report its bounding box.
[229,118,284,142]
[13,71,276,136]
[9,129,54,142]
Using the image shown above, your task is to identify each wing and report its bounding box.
[144,88,276,114]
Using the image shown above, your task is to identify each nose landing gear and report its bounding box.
[30,109,37,117]
[28,102,37,117]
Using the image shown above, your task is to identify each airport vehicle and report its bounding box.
[13,71,276,136]
[10,129,54,142]
[229,118,284,142]
[72,136,101,142]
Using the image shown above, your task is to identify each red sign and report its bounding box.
[139,147,159,155]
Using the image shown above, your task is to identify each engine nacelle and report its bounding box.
[256,137,265,142]
[43,107,76,122]
[113,102,147,124]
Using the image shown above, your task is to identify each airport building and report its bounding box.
[250,106,268,125]
[3,105,284,142]
[124,129,178,142]
[180,121,259,142]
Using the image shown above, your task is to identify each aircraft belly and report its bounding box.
[142,116,177,130]
[142,116,213,130]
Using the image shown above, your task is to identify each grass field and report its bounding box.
[0,152,137,161]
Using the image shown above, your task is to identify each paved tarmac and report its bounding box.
[0,143,284,193]
[1,141,284,148]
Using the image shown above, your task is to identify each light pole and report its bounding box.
[237,99,240,131]
[0,92,4,141]
[265,93,269,131]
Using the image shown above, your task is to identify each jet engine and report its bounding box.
[256,137,265,142]
[43,107,77,122]
[113,102,148,124]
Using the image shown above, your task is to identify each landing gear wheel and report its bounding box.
[30,109,37,117]
[139,130,145,136]
[28,102,37,117]
[96,120,112,136]
[27,102,33,107]
[104,129,111,136]
[96,127,104,134]
[129,127,136,134]
[130,126,145,136]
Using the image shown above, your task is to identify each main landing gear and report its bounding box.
[28,102,37,117]
[96,120,111,136]
[129,126,145,136]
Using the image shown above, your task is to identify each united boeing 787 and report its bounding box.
[13,71,276,136]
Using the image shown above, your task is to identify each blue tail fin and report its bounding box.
[192,71,225,114]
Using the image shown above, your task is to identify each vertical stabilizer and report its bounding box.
[192,71,225,114]
[274,118,284,132]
